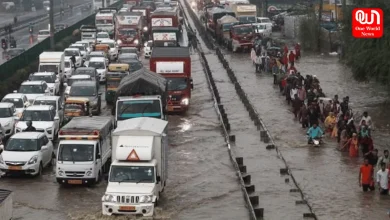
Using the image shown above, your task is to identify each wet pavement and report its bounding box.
[183,0,390,219]
[0,17,249,220]
[0,4,93,64]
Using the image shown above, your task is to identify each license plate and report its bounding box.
[8,166,21,170]
[119,206,135,211]
[167,106,174,111]
[68,180,83,184]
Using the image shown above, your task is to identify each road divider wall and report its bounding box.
[179,1,261,219]
[0,1,123,99]
[181,0,318,219]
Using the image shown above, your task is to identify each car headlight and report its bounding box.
[143,26,148,32]
[58,170,64,176]
[28,155,38,164]
[46,127,53,134]
[139,195,153,203]
[117,39,122,44]
[86,171,92,176]
[181,98,189,105]
[134,39,139,45]
[102,194,116,202]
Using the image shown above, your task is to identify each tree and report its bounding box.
[341,0,390,85]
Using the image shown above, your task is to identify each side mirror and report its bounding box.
[24,102,30,107]
[54,116,60,121]
[45,89,50,93]
[13,90,17,93]
[41,145,48,150]
[96,154,101,159]
[63,83,68,87]
[55,79,59,83]
[98,92,102,96]
[156,176,161,183]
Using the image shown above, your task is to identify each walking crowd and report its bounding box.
[258,43,390,196]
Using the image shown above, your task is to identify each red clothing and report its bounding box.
[360,164,373,184]
[295,44,301,57]
[281,78,287,88]
[288,66,297,73]
[282,55,288,65]
[284,45,288,54]
[289,53,295,62]
[349,138,359,157]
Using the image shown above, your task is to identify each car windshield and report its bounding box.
[120,48,137,54]
[167,78,188,91]
[254,24,266,30]
[64,103,84,111]
[21,110,53,121]
[82,33,94,38]
[117,100,161,120]
[233,26,252,35]
[70,46,85,51]
[39,30,49,35]
[64,50,79,56]
[58,144,94,162]
[119,29,137,37]
[75,70,95,78]
[67,78,91,86]
[2,98,23,108]
[119,54,137,60]
[238,16,256,23]
[88,61,105,69]
[64,61,71,68]
[96,19,113,24]
[30,75,55,83]
[129,62,143,72]
[19,85,44,94]
[39,64,58,72]
[70,85,96,96]
[0,108,12,117]
[97,33,109,38]
[260,18,271,23]
[7,49,24,56]
[222,23,235,31]
[109,166,155,183]
[33,100,56,108]
[5,139,39,151]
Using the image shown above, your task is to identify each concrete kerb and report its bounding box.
[179,1,258,219]
[183,4,318,217]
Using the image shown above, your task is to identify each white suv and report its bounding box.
[0,102,17,138]
[0,132,54,176]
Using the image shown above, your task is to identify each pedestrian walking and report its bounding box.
[377,162,389,195]
[359,158,375,192]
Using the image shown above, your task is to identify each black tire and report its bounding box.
[35,163,43,177]
[48,153,55,167]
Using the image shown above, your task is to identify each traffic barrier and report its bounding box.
[179,1,259,219]
[0,1,123,99]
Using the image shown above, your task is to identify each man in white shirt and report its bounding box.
[377,162,389,195]
[255,54,262,73]
[360,111,373,129]
[290,86,298,101]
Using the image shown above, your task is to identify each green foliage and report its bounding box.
[298,14,320,51]
[342,0,390,85]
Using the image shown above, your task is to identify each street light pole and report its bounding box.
[49,0,55,49]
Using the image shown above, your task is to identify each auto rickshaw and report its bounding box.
[63,97,90,124]
[105,64,130,104]
[95,44,110,55]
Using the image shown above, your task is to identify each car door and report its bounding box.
[95,142,102,176]
[39,136,49,165]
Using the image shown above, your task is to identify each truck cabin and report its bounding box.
[229,3,256,24]
[217,15,239,34]
[80,28,97,44]
[207,8,235,30]
[116,96,164,121]
[151,27,179,47]
[64,98,90,118]
[230,24,254,42]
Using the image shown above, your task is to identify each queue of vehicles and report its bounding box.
[0,0,195,217]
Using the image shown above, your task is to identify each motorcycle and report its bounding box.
[307,135,324,147]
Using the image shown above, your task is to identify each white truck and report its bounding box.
[96,9,116,36]
[227,3,257,24]
[80,25,97,45]
[102,117,168,217]
[38,52,65,85]
[56,116,113,185]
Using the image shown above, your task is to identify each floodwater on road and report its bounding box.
[0,53,249,220]
[222,48,390,220]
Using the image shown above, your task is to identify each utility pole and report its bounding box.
[317,0,323,52]
[49,0,55,49]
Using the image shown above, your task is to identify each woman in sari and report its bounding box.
[344,133,359,157]
[339,125,348,151]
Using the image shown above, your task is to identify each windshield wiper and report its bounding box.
[136,179,150,184]
[141,104,151,117]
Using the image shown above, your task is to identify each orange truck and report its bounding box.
[150,47,193,113]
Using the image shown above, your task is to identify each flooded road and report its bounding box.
[0,24,249,220]
[222,46,390,219]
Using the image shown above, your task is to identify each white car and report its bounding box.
[69,43,88,58]
[143,40,153,58]
[37,29,50,42]
[64,75,93,96]
[256,17,273,32]
[32,96,63,126]
[75,41,92,53]
[15,105,60,140]
[85,51,109,66]
[64,59,74,80]
[0,132,54,176]
[100,39,118,61]
[29,72,60,96]
[0,102,17,137]
[17,81,50,104]
[64,48,83,67]
[97,32,110,43]
[252,23,271,38]
[1,93,29,118]
[87,57,107,82]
